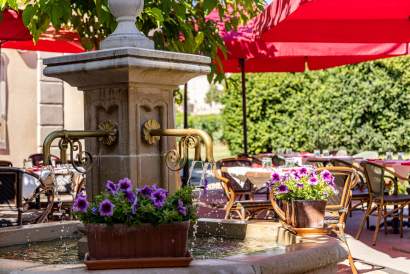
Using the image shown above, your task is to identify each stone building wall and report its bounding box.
[0,49,84,166]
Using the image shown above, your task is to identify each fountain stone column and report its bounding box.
[42,0,210,197]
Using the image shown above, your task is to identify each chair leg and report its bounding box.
[240,207,246,220]
[407,204,410,227]
[337,224,358,274]
[384,205,388,235]
[400,207,404,238]
[356,204,372,239]
[372,206,382,246]
[224,200,234,220]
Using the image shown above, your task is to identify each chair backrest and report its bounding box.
[360,161,385,197]
[254,153,285,167]
[0,160,12,167]
[216,157,253,193]
[305,158,329,168]
[28,153,61,167]
[217,157,253,168]
[0,168,20,205]
[330,159,366,189]
[316,166,359,211]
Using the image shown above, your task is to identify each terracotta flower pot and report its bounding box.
[291,200,326,228]
[87,221,190,260]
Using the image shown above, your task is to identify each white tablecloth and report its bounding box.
[224,167,273,188]
[22,173,41,199]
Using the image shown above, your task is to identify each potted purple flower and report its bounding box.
[72,178,196,268]
[268,167,337,228]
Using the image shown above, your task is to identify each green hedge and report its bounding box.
[222,56,410,155]
[175,113,223,142]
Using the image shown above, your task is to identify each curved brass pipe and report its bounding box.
[149,128,214,163]
[42,129,115,165]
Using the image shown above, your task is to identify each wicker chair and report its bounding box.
[0,167,54,226]
[356,161,410,245]
[320,166,360,274]
[330,159,370,226]
[269,166,359,274]
[216,157,271,219]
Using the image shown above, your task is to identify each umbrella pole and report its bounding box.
[239,58,248,156]
[182,83,189,186]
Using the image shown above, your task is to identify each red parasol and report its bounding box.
[208,0,410,154]
[0,8,84,53]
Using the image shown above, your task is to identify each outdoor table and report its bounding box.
[24,165,85,199]
[367,159,410,180]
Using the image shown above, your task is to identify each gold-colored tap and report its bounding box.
[143,119,214,171]
[42,120,118,168]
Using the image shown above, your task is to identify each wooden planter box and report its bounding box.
[84,221,192,269]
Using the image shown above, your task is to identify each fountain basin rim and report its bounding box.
[0,238,347,274]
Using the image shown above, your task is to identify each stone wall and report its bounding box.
[0,49,84,166]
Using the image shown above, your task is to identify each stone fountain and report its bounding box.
[42,0,211,197]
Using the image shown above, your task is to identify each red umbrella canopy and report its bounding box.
[0,9,31,41]
[254,0,410,44]
[210,0,410,73]
[2,28,84,53]
[0,8,84,53]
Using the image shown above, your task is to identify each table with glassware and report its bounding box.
[22,165,85,200]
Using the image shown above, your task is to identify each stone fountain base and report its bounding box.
[0,219,347,274]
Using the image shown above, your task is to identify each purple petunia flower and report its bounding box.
[138,185,153,198]
[131,196,139,214]
[72,193,89,213]
[296,183,304,189]
[105,180,117,195]
[320,170,333,183]
[177,199,187,216]
[309,175,319,185]
[150,188,168,208]
[271,172,281,183]
[298,167,308,176]
[124,190,136,204]
[99,199,115,217]
[290,169,301,180]
[118,178,132,192]
[277,184,289,194]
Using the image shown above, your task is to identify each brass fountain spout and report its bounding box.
[42,120,118,170]
[143,119,214,171]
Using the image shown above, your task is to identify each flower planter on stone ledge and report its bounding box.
[72,178,196,270]
[87,222,189,259]
[85,222,192,269]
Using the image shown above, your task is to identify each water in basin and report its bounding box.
[0,236,281,264]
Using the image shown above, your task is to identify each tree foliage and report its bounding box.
[1,0,264,82]
[222,57,410,155]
